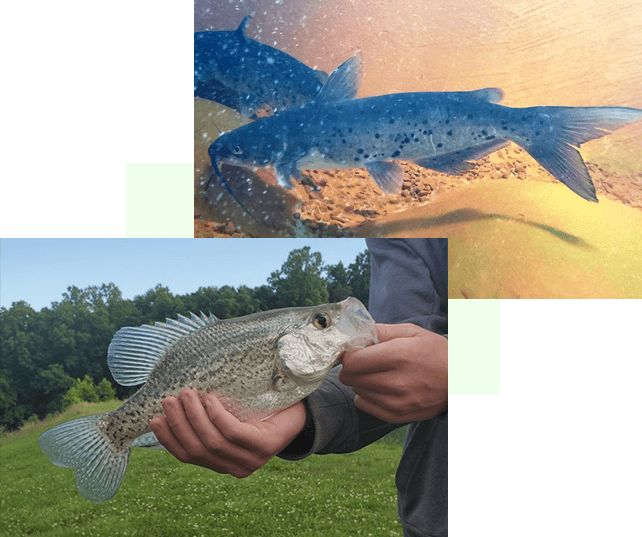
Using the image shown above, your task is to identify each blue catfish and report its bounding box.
[208,54,642,201]
[195,15,328,117]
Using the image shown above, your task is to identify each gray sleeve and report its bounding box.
[279,239,447,460]
[278,367,404,460]
[366,238,448,335]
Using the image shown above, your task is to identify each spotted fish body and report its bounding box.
[195,15,328,117]
[38,298,377,503]
[208,54,642,201]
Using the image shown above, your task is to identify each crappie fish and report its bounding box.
[38,297,377,503]
[208,54,642,202]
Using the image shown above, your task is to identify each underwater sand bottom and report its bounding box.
[194,144,642,238]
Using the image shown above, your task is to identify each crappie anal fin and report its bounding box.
[132,431,165,450]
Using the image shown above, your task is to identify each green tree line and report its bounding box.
[0,247,370,431]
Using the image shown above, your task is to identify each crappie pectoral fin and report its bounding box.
[314,53,362,103]
[521,106,642,202]
[37,414,129,503]
[108,312,218,386]
[365,161,405,194]
[413,138,510,175]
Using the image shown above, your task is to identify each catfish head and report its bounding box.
[207,120,287,190]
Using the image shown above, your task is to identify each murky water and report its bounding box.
[194,0,642,296]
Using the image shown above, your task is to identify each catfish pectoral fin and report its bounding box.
[275,163,305,189]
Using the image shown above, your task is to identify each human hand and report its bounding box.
[149,389,307,478]
[339,323,447,423]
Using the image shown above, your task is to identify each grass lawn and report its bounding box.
[1,401,403,537]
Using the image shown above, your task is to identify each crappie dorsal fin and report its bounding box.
[107,312,218,386]
[314,52,362,103]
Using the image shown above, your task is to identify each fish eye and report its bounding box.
[312,312,331,329]
[232,145,243,155]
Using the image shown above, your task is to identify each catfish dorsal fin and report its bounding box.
[107,312,218,386]
[314,52,362,103]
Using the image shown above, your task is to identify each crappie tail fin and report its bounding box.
[37,414,129,503]
[521,106,642,202]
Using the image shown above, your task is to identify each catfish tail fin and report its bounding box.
[520,106,642,202]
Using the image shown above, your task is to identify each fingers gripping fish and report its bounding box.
[208,53,642,202]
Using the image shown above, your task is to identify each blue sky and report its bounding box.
[0,239,367,311]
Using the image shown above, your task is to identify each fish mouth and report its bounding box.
[336,297,378,350]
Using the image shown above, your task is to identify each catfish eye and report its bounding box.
[232,145,243,155]
[312,312,331,329]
